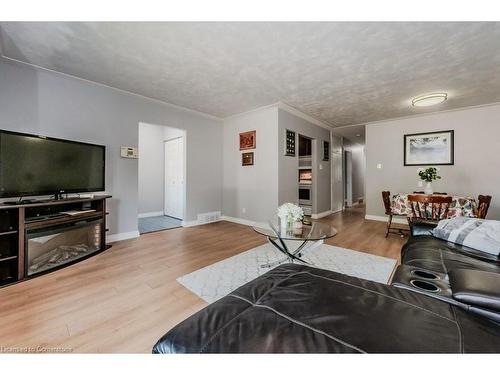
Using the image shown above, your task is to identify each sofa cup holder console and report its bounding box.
[409,279,441,293]
[391,265,453,301]
[410,269,440,280]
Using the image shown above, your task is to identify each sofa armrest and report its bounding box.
[410,221,437,237]
[449,269,500,312]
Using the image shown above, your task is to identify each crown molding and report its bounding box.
[278,102,335,130]
[223,102,280,122]
[0,54,223,122]
[345,100,500,129]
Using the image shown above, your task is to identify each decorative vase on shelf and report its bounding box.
[424,182,433,195]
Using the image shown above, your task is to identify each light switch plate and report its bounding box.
[121,146,139,159]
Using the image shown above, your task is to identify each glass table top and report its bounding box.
[252,221,337,241]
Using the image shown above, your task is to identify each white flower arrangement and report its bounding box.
[277,203,304,224]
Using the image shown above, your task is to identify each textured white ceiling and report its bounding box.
[2,22,500,126]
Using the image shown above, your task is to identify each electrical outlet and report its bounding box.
[242,207,246,214]
[377,163,382,169]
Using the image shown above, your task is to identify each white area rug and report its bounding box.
[177,243,397,303]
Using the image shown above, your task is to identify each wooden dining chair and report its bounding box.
[477,195,492,219]
[382,191,409,238]
[407,194,453,226]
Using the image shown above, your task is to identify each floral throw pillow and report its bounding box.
[447,197,478,218]
[390,194,411,215]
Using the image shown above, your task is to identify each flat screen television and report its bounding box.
[0,130,105,198]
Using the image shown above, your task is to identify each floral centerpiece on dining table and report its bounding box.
[417,167,441,195]
[277,203,304,231]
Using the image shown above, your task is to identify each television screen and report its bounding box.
[0,130,105,198]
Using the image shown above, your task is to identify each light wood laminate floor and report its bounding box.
[0,205,407,353]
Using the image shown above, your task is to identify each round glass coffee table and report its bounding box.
[252,221,337,268]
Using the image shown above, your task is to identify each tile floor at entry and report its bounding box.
[138,215,182,234]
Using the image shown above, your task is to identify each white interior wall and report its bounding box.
[277,109,332,215]
[0,59,223,239]
[222,106,279,223]
[365,103,500,220]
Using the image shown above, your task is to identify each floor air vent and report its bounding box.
[197,211,221,224]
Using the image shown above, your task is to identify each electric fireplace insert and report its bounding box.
[25,218,103,277]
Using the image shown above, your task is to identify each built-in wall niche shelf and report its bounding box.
[299,155,312,168]
[298,135,312,157]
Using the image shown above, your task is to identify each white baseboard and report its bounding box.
[138,211,164,219]
[220,215,268,229]
[365,214,408,225]
[181,219,202,227]
[311,210,333,219]
[351,197,365,206]
[181,219,222,227]
[106,230,140,243]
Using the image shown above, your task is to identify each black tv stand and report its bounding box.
[3,199,39,206]
[0,195,112,287]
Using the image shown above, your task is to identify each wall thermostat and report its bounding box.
[120,146,139,159]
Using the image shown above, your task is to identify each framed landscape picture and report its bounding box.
[404,130,454,166]
[239,130,256,150]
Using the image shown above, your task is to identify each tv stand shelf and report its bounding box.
[0,195,111,287]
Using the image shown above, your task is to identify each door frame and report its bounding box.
[344,149,353,208]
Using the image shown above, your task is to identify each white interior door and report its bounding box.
[164,137,184,219]
[345,150,353,207]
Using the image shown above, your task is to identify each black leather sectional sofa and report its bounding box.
[153,229,500,353]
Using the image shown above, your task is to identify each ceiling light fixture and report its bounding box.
[411,92,448,107]
[356,134,361,137]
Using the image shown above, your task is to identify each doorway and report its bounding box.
[137,122,185,234]
[332,125,366,212]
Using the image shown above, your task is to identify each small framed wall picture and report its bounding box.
[284,129,296,156]
[242,152,254,166]
[323,141,330,161]
[239,130,256,150]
